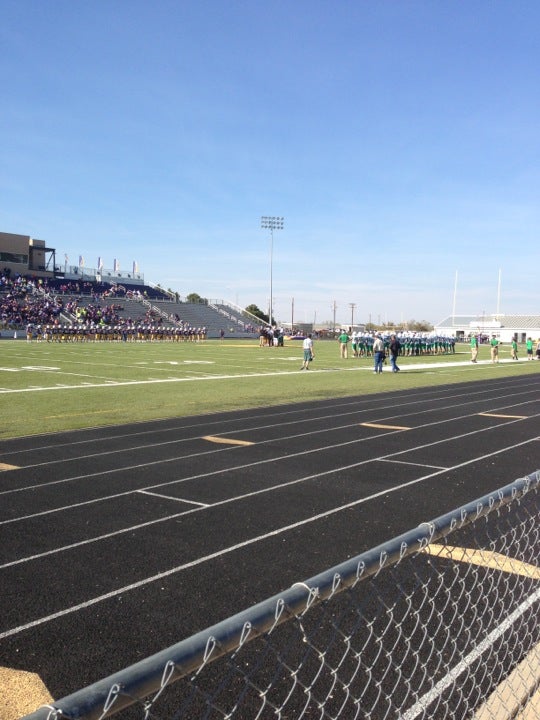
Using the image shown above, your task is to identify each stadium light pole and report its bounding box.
[261,216,284,326]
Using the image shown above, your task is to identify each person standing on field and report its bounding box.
[301,334,314,370]
[338,329,350,359]
[373,334,385,374]
[526,337,534,360]
[511,336,518,360]
[470,334,479,363]
[389,334,401,372]
[490,335,500,363]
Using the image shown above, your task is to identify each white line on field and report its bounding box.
[0,358,528,394]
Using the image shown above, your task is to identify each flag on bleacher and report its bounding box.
[114,259,119,272]
[98,257,104,271]
[133,261,138,273]
[79,255,85,268]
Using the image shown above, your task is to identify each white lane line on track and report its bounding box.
[1,408,538,532]
[136,490,209,507]
[0,429,537,574]
[401,586,540,720]
[380,458,447,470]
[1,434,537,640]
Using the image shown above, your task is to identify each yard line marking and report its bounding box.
[0,463,19,471]
[422,544,540,579]
[361,422,411,430]
[0,371,321,394]
[478,412,528,419]
[137,490,209,507]
[203,435,254,446]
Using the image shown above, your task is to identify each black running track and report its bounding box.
[0,374,539,702]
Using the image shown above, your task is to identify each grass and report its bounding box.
[0,337,537,439]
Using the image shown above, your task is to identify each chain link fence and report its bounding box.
[24,471,540,720]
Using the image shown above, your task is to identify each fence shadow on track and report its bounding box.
[23,471,540,720]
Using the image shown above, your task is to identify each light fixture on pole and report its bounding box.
[260,216,284,325]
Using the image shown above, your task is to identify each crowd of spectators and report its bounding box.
[0,271,151,330]
[1,271,251,339]
[70,301,122,325]
[0,271,131,330]
[44,279,147,301]
[0,272,65,328]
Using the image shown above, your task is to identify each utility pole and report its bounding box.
[349,302,356,330]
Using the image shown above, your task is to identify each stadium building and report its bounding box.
[435,314,540,343]
[0,231,144,285]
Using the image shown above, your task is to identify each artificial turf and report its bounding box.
[0,338,537,438]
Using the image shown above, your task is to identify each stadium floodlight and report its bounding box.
[260,216,284,326]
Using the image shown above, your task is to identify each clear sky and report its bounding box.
[2,1,538,326]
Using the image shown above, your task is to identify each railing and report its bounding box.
[208,299,266,331]
[23,471,540,720]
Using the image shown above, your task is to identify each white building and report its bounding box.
[435,314,540,343]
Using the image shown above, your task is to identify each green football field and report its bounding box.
[0,337,537,439]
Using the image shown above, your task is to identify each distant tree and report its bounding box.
[407,319,434,332]
[366,318,434,333]
[245,304,269,323]
[186,292,207,304]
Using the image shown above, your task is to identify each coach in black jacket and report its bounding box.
[389,335,401,373]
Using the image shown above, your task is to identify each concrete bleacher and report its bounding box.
[132,299,256,338]
[54,295,256,338]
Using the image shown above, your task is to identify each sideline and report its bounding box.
[0,357,531,395]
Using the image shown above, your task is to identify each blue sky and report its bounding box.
[2,1,538,325]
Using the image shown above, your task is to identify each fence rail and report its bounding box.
[24,471,540,720]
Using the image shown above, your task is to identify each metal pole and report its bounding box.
[261,217,284,326]
[452,270,458,326]
[269,227,273,324]
[349,303,356,330]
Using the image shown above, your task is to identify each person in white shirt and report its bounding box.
[373,334,385,374]
[301,334,314,370]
